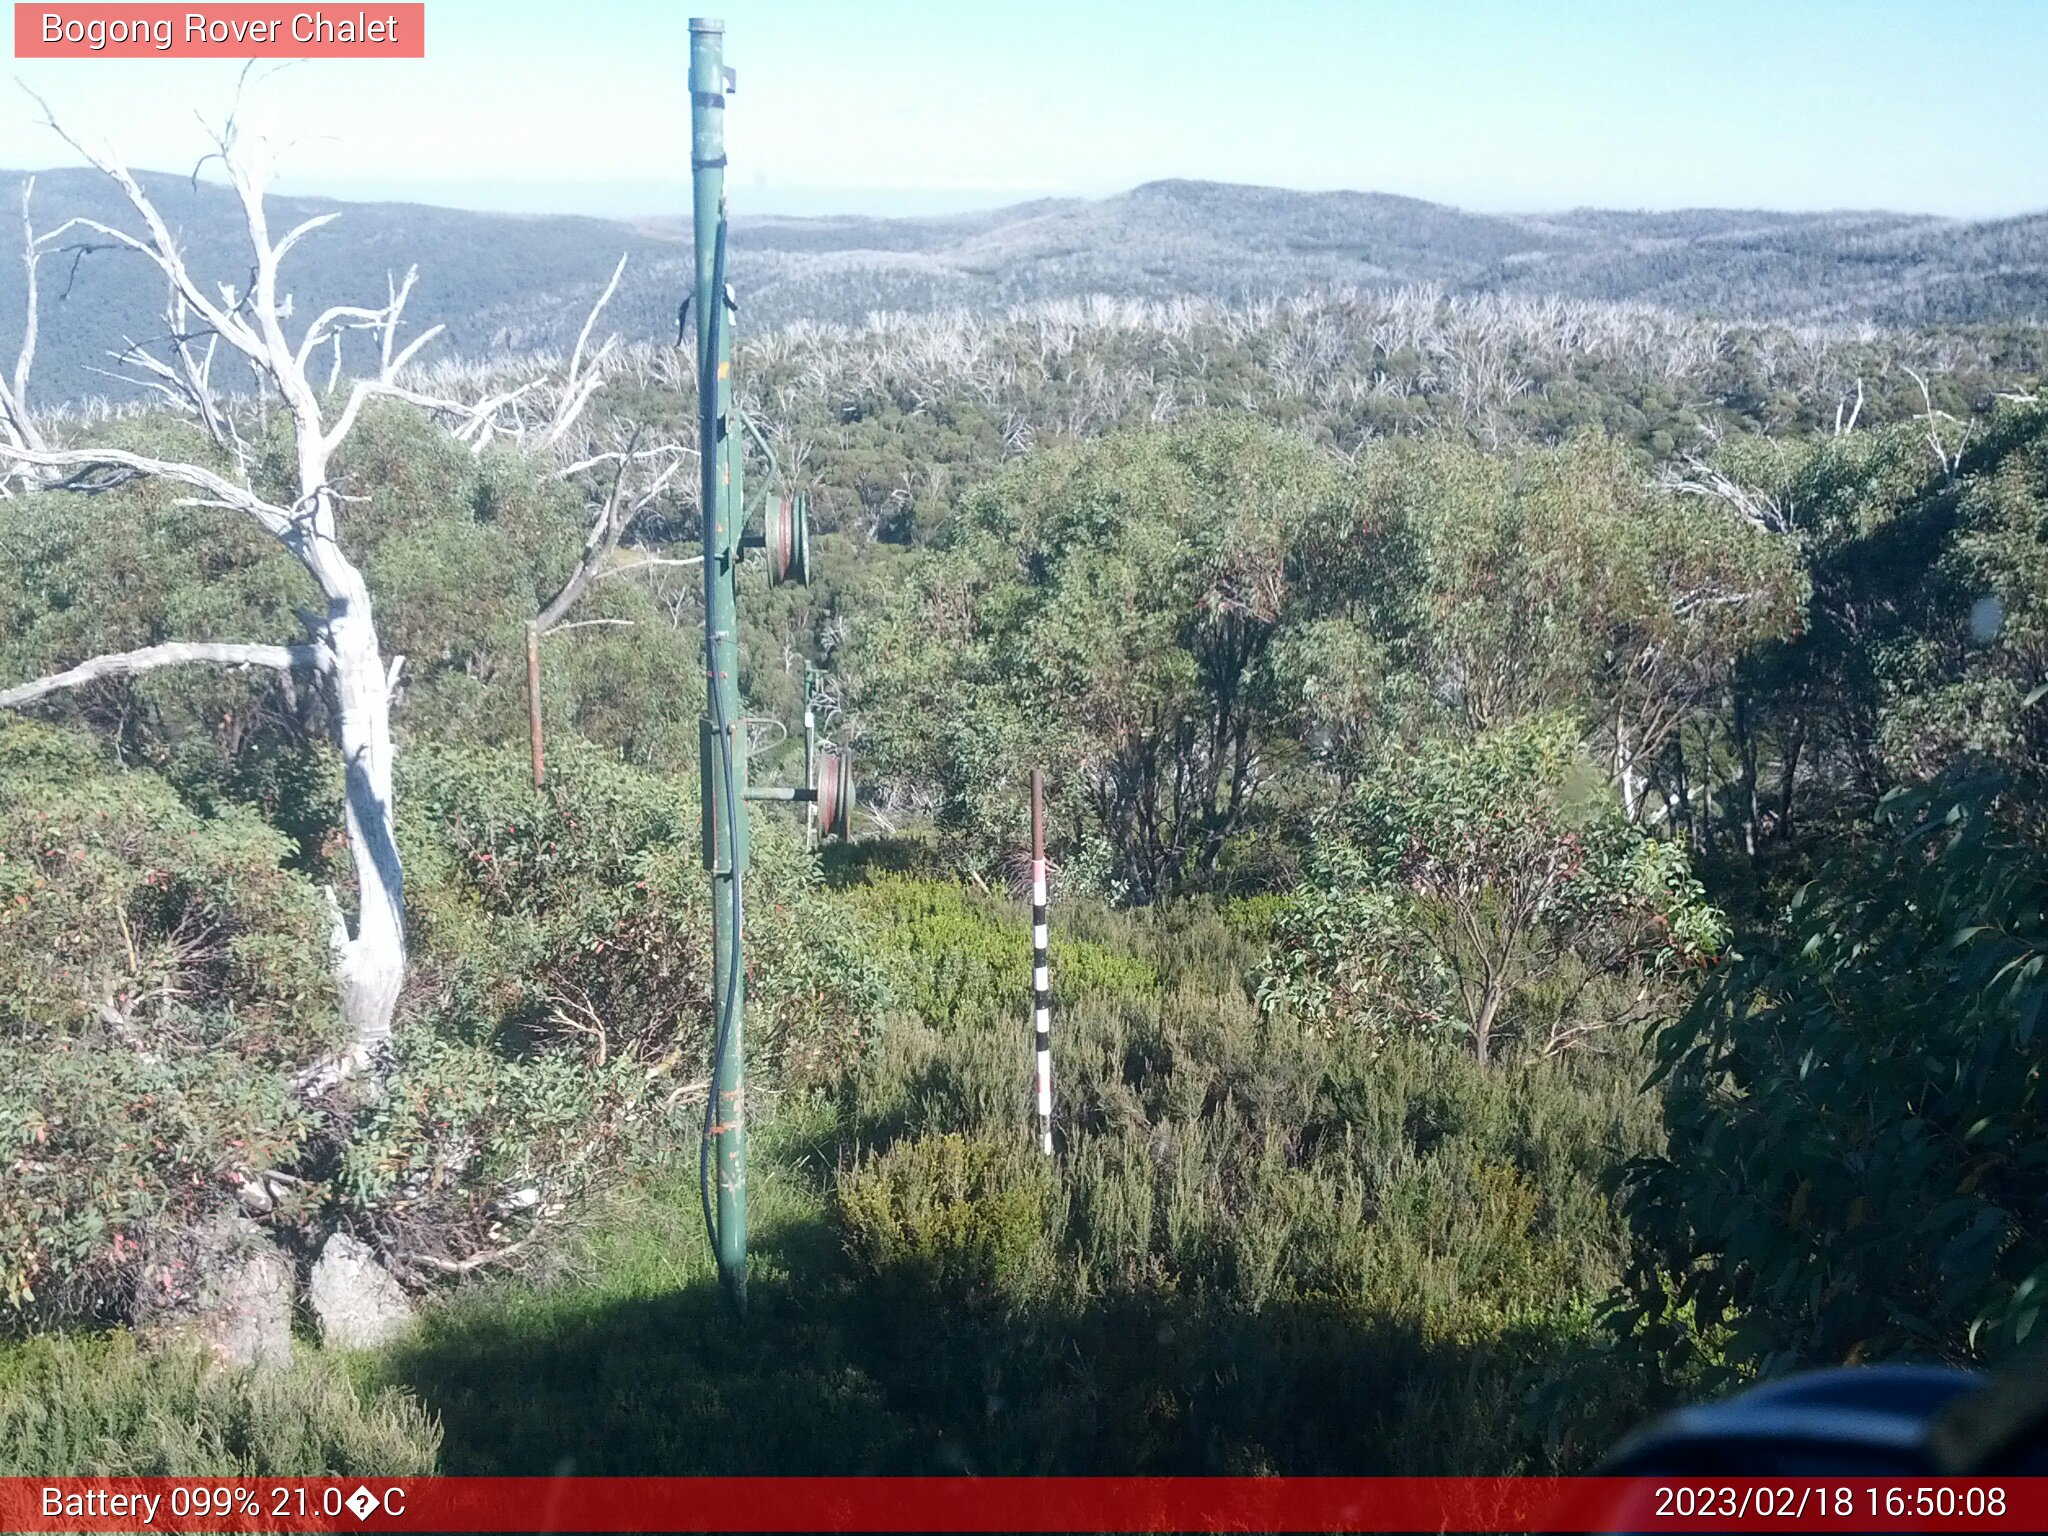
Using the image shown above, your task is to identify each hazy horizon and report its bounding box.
[0,164,2030,227]
[1,1,2042,223]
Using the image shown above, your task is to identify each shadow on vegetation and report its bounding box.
[361,887,1677,1477]
[380,1201,1647,1477]
[819,833,948,890]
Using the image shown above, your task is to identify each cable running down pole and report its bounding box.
[690,14,748,1309]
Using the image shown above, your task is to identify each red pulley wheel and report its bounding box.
[816,750,853,841]
[766,492,810,587]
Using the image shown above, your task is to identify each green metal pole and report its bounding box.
[691,15,747,1308]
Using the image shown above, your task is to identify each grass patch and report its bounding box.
[0,1332,436,1476]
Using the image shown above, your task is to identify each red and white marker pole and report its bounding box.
[1030,768,1053,1156]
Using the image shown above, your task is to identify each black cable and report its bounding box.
[698,208,745,1279]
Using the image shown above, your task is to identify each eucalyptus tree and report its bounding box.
[1263,714,1724,1064]
[850,417,1355,900]
[1356,434,1802,820]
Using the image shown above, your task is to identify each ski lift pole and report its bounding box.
[1031,769,1053,1155]
[691,15,747,1307]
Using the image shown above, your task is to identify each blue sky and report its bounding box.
[4,0,2043,218]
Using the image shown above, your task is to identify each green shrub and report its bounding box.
[0,723,338,1318]
[846,418,1362,900]
[0,723,339,1061]
[336,1024,626,1273]
[842,1015,1033,1147]
[360,740,886,1269]
[0,433,326,833]
[1259,716,1722,1062]
[836,1131,1055,1303]
[400,739,884,1079]
[851,875,1157,1030]
[1,1045,308,1319]
[819,902,1664,1471]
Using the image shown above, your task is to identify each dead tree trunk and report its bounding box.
[1473,981,1503,1067]
[0,100,626,1076]
[1776,726,1804,843]
[315,548,406,1056]
[1732,689,1762,860]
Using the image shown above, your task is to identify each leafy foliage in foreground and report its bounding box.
[824,892,1667,1472]
[1621,779,2048,1374]
[365,885,1665,1477]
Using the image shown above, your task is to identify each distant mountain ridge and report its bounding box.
[2,171,2041,404]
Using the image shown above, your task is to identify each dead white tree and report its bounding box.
[1833,376,1865,436]
[0,103,615,1083]
[1903,365,1970,481]
[1656,453,1793,538]
[0,177,47,473]
[525,428,694,786]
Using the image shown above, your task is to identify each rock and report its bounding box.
[131,1212,294,1371]
[309,1231,413,1349]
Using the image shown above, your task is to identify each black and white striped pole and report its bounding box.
[1030,768,1053,1156]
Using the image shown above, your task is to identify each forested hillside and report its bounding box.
[4,168,2044,403]
[2,145,2045,1480]
[719,183,2048,331]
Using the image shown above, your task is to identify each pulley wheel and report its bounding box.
[816,750,854,841]
[766,492,810,587]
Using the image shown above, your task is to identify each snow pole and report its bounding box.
[1031,769,1053,1155]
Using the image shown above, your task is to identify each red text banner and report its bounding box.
[1,1476,2046,1532]
[14,5,425,58]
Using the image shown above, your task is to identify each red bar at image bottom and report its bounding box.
[4,1476,2046,1533]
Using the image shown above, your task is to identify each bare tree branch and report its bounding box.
[1903,364,1969,479]
[0,639,328,708]
[0,176,48,479]
[1833,376,1864,436]
[523,427,690,785]
[0,442,294,536]
[591,553,705,581]
[532,430,692,636]
[1656,454,1792,538]
[542,252,627,448]
[396,1236,535,1276]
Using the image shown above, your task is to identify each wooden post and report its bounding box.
[526,622,545,789]
[1030,768,1052,1156]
